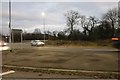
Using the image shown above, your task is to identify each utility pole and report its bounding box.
[41,12,45,44]
[9,0,12,52]
[43,17,45,43]
[21,31,23,49]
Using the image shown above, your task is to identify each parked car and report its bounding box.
[31,40,45,46]
[0,40,9,51]
[112,34,120,49]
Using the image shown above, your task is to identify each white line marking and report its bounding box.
[0,71,15,76]
[3,65,119,74]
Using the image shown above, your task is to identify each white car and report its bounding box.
[0,40,9,51]
[31,40,45,46]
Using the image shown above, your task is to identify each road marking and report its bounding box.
[0,71,15,76]
[3,65,119,74]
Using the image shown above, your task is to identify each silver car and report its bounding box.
[31,40,45,46]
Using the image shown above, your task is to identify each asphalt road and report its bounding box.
[2,43,119,79]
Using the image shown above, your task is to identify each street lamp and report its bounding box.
[9,0,12,52]
[41,12,45,43]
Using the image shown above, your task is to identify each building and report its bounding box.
[12,29,23,42]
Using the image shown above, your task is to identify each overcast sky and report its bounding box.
[1,1,118,35]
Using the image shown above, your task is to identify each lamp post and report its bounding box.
[41,12,45,43]
[9,0,12,52]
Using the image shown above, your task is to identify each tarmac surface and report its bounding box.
[2,43,119,79]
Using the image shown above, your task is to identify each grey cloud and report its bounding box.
[1,2,118,35]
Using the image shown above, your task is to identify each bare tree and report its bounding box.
[80,15,87,35]
[80,16,98,38]
[102,8,118,36]
[33,28,41,34]
[53,31,58,37]
[46,31,52,40]
[65,10,80,34]
[46,31,51,35]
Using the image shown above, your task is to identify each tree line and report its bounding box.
[58,7,119,41]
[20,7,120,41]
